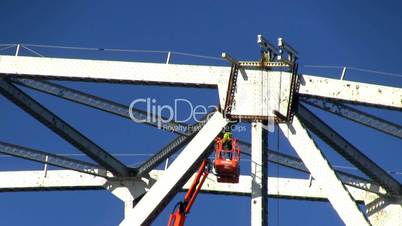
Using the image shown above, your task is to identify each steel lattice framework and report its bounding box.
[0,36,401,226]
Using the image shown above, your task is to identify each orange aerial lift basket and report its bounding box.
[167,138,241,226]
[213,137,240,183]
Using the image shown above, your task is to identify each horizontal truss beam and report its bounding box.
[155,171,373,202]
[0,55,226,87]
[299,74,402,110]
[300,96,402,140]
[0,169,374,203]
[0,141,108,177]
[0,79,131,176]
[0,170,107,192]
[1,55,400,110]
[297,103,402,195]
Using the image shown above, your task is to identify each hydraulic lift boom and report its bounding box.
[167,159,209,226]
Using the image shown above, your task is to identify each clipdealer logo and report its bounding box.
[128,98,275,133]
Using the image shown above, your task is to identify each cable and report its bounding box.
[0,44,17,47]
[347,66,402,79]
[304,64,402,79]
[304,65,343,69]
[21,45,45,57]
[0,44,17,52]
[23,43,168,54]
[171,51,224,61]
[10,43,225,62]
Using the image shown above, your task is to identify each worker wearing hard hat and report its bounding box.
[222,127,233,159]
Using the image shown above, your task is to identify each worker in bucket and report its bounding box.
[222,127,233,159]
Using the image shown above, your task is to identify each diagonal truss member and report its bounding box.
[11,78,190,135]
[280,116,371,226]
[297,103,402,195]
[0,79,131,176]
[300,96,402,140]
[120,112,228,226]
[266,148,385,195]
[135,114,210,177]
[0,141,108,177]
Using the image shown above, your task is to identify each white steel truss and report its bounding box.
[0,35,401,226]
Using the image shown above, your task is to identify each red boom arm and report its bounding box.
[167,160,209,226]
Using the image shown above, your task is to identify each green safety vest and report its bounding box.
[223,132,232,143]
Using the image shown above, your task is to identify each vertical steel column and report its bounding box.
[251,122,268,226]
[166,51,172,64]
[15,44,20,56]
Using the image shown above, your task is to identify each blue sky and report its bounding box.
[0,0,401,225]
